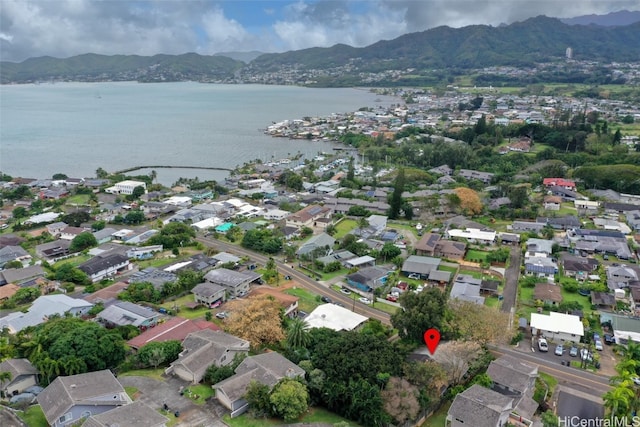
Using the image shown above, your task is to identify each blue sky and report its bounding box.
[0,0,638,62]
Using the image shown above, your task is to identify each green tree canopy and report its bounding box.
[269,378,309,423]
[391,287,453,342]
[69,232,98,252]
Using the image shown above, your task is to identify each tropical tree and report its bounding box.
[603,385,635,417]
[388,168,405,220]
[270,378,309,422]
[0,371,12,386]
[381,377,420,424]
[225,295,285,348]
[69,232,98,252]
[286,318,311,350]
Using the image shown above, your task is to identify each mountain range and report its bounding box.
[2,15,639,85]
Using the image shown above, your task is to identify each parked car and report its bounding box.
[569,345,579,357]
[386,294,398,302]
[340,288,351,295]
[321,296,332,303]
[554,345,564,356]
[359,297,372,305]
[580,348,593,362]
[215,312,228,319]
[593,333,601,341]
[604,334,616,345]
[594,340,604,351]
[408,273,420,279]
[538,338,549,352]
[10,393,35,405]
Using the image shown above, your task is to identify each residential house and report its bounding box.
[92,228,117,245]
[305,303,368,331]
[97,301,160,329]
[0,294,93,334]
[428,270,452,287]
[414,233,441,256]
[59,226,89,241]
[0,245,31,269]
[249,288,299,318]
[481,280,500,296]
[498,232,520,245]
[37,370,131,427]
[296,232,336,257]
[446,384,514,427]
[574,200,600,211]
[81,400,168,427]
[83,281,129,305]
[36,240,71,262]
[127,317,220,351]
[0,283,20,301]
[324,197,390,216]
[606,265,639,290]
[524,257,558,279]
[458,169,494,184]
[591,292,616,311]
[543,178,576,190]
[104,180,147,195]
[126,245,163,260]
[630,286,640,314]
[560,253,598,281]
[446,228,496,244]
[401,255,441,279]
[0,265,47,287]
[46,222,68,237]
[316,250,357,267]
[263,209,290,221]
[530,312,584,343]
[345,266,389,292]
[203,268,258,298]
[128,267,177,291]
[343,255,376,269]
[78,253,131,283]
[165,329,250,384]
[543,195,562,211]
[450,275,484,305]
[510,221,546,233]
[191,282,226,308]
[533,283,563,306]
[285,204,332,229]
[525,238,554,258]
[434,240,466,260]
[429,165,453,176]
[486,355,538,423]
[537,216,581,230]
[547,186,578,202]
[0,358,38,397]
[213,352,305,417]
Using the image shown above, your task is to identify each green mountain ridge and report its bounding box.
[2,16,639,84]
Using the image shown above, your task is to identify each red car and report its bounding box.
[386,295,398,302]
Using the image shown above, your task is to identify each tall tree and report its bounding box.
[448,300,511,345]
[391,287,452,343]
[286,318,311,350]
[388,168,405,220]
[270,379,309,423]
[381,377,420,424]
[225,296,285,348]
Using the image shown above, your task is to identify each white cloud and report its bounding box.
[0,0,636,62]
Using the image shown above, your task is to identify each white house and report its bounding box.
[104,180,147,195]
[446,228,496,244]
[304,304,368,331]
[530,312,584,344]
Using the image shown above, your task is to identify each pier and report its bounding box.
[114,165,233,174]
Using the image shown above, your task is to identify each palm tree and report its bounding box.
[37,357,61,386]
[620,342,640,366]
[286,318,311,349]
[60,356,86,376]
[603,385,635,417]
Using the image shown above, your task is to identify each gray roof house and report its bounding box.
[166,329,250,384]
[97,301,160,328]
[446,384,514,427]
[297,232,336,257]
[213,352,305,417]
[487,355,538,422]
[0,265,46,287]
[401,255,441,278]
[345,266,390,292]
[35,239,72,261]
[450,275,484,305]
[77,253,130,283]
[0,245,31,268]
[0,294,93,334]
[128,267,177,290]
[203,268,258,298]
[192,282,227,307]
[37,370,131,427]
[81,400,168,427]
[0,358,38,397]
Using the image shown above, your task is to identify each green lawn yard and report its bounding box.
[464,249,489,263]
[17,405,48,427]
[223,406,357,427]
[285,288,321,313]
[333,218,358,240]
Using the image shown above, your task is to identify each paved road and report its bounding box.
[501,246,521,319]
[196,236,392,325]
[491,345,612,397]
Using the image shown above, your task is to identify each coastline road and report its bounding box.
[196,236,392,325]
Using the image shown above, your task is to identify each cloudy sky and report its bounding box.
[1,0,638,62]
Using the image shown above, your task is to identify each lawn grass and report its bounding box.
[182,384,215,405]
[118,368,166,381]
[223,406,357,427]
[421,402,451,427]
[485,295,501,308]
[464,249,488,263]
[458,270,484,279]
[372,299,399,315]
[66,194,92,205]
[52,254,91,268]
[539,372,558,395]
[125,386,139,400]
[17,405,48,427]
[285,287,321,313]
[519,286,535,303]
[160,294,211,320]
[438,264,459,275]
[333,218,357,240]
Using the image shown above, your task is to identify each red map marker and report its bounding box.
[424,328,441,355]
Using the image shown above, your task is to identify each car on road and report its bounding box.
[538,338,549,352]
[359,297,372,305]
[554,345,564,356]
[569,345,579,357]
[340,288,351,295]
[321,296,332,303]
[215,312,228,319]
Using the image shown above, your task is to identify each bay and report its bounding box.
[0,82,394,186]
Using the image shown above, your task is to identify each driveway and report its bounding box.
[118,375,227,427]
[556,387,604,424]
[501,246,521,320]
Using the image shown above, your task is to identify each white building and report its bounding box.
[305,304,368,331]
[446,228,496,244]
[530,312,584,344]
[105,180,147,195]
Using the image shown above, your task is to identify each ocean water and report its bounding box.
[0,82,394,186]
